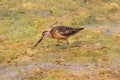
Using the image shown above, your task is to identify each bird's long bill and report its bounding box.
[34,35,45,47]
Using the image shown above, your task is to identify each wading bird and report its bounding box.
[34,26,84,47]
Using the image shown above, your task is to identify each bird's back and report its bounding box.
[50,26,84,37]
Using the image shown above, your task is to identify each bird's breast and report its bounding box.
[51,32,67,39]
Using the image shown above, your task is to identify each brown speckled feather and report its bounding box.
[50,26,84,37]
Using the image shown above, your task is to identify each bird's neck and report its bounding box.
[47,32,53,38]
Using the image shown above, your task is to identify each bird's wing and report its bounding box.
[50,26,83,36]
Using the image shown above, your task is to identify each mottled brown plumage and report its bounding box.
[34,26,84,47]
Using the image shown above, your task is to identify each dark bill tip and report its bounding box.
[34,35,44,47]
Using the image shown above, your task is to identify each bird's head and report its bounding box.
[42,31,50,37]
[34,31,50,47]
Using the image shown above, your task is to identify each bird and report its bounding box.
[34,26,84,47]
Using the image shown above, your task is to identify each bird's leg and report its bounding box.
[65,39,70,46]
[57,39,60,43]
[56,39,62,46]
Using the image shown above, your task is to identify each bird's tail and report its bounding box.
[75,27,84,32]
[78,27,84,31]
